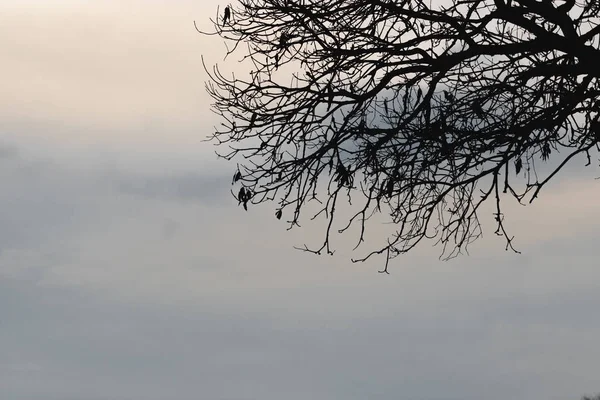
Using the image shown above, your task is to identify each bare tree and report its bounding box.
[197,0,600,272]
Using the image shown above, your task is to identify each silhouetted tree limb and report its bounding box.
[198,0,600,269]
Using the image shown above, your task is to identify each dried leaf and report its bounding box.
[515,158,522,175]
[238,187,246,204]
[541,143,551,161]
[386,179,394,197]
[233,171,242,184]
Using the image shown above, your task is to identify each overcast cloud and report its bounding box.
[1,1,600,400]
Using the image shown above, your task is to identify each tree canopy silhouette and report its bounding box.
[198,0,600,271]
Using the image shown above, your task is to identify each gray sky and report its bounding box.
[1,1,600,400]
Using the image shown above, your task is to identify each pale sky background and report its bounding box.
[1,1,600,399]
